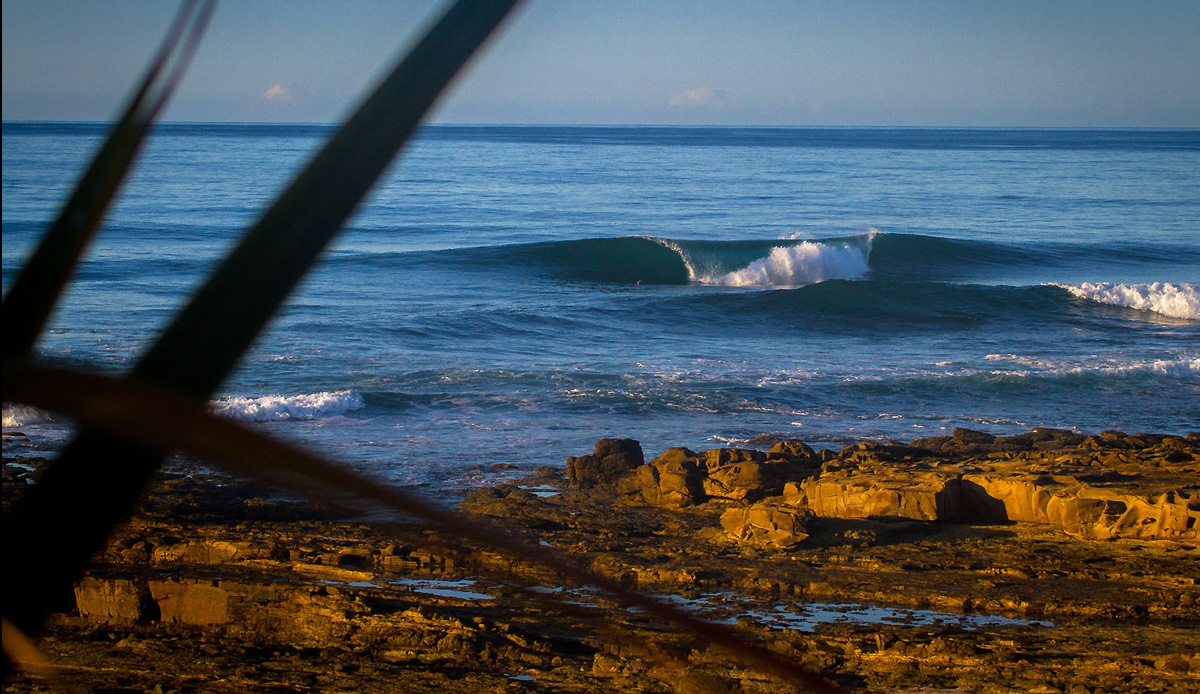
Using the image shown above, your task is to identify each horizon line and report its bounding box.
[4,120,1199,131]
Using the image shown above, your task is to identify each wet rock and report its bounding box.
[781,481,806,505]
[935,427,1001,455]
[767,439,818,462]
[703,448,765,469]
[838,441,931,465]
[1060,489,1198,540]
[962,474,1199,540]
[952,428,996,444]
[591,652,624,676]
[75,577,158,622]
[720,502,811,549]
[621,444,817,506]
[1154,654,1192,673]
[1030,427,1086,449]
[673,669,736,694]
[148,579,230,625]
[911,435,953,452]
[993,433,1037,451]
[567,438,645,488]
[702,448,769,501]
[801,473,964,522]
[153,540,248,564]
[790,428,1198,541]
[623,448,706,508]
[960,475,1052,524]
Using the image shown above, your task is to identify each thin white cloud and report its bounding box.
[263,83,290,101]
[669,86,731,109]
[670,87,714,107]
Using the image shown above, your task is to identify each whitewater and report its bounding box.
[707,235,874,287]
[3,124,1198,490]
[644,231,877,287]
[1050,282,1200,320]
[210,391,365,422]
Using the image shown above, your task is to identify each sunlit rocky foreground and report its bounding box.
[3,427,1197,693]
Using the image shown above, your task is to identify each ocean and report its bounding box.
[3,123,1198,493]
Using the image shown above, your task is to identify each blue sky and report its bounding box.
[3,0,1198,126]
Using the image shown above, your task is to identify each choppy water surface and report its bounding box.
[3,124,1198,490]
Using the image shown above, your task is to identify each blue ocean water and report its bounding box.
[3,123,1199,491]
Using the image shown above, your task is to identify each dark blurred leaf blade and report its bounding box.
[2,363,846,694]
[1,616,56,683]
[0,0,214,360]
[3,0,520,636]
[135,0,522,396]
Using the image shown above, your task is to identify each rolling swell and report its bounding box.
[325,237,692,284]
[520,237,691,284]
[503,235,873,286]
[866,234,1031,280]
[325,232,1196,291]
[415,234,878,286]
[502,232,1058,286]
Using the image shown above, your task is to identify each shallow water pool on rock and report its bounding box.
[629,591,1051,632]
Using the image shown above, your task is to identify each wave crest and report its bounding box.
[696,231,875,288]
[701,241,871,287]
[3,404,53,428]
[1051,282,1199,320]
[211,390,365,422]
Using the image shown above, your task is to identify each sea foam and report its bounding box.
[210,390,365,422]
[702,231,875,288]
[1051,281,1199,320]
[983,354,1199,379]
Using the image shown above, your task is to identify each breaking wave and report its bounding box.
[2,404,54,428]
[1050,282,1199,320]
[210,390,365,422]
[690,232,874,287]
[512,231,877,286]
[335,231,1196,291]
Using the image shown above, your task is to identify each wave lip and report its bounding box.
[695,231,876,288]
[211,390,365,422]
[1050,281,1199,320]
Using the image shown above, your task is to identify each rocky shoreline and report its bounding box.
[3,427,1198,693]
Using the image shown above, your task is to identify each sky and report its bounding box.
[3,0,1199,127]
